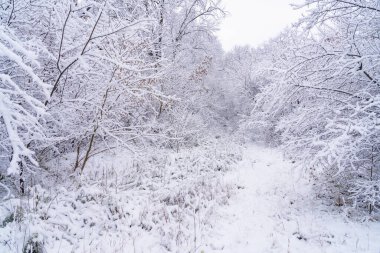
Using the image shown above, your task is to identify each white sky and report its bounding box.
[217,0,303,51]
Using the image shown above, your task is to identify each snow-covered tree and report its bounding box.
[244,0,380,212]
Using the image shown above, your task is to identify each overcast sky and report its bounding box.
[217,0,303,51]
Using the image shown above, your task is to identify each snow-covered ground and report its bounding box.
[201,145,380,253]
[0,140,241,253]
[1,143,379,253]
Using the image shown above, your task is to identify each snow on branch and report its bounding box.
[0,26,49,175]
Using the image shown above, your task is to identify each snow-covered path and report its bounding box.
[201,145,380,253]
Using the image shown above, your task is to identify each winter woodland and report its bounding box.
[0,0,379,252]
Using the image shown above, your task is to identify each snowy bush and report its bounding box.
[0,139,241,252]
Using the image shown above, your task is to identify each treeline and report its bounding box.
[1,0,379,215]
[0,0,227,196]
[230,0,380,214]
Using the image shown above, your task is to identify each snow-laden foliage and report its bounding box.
[243,0,380,213]
[0,0,225,193]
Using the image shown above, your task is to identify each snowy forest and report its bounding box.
[0,0,379,252]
